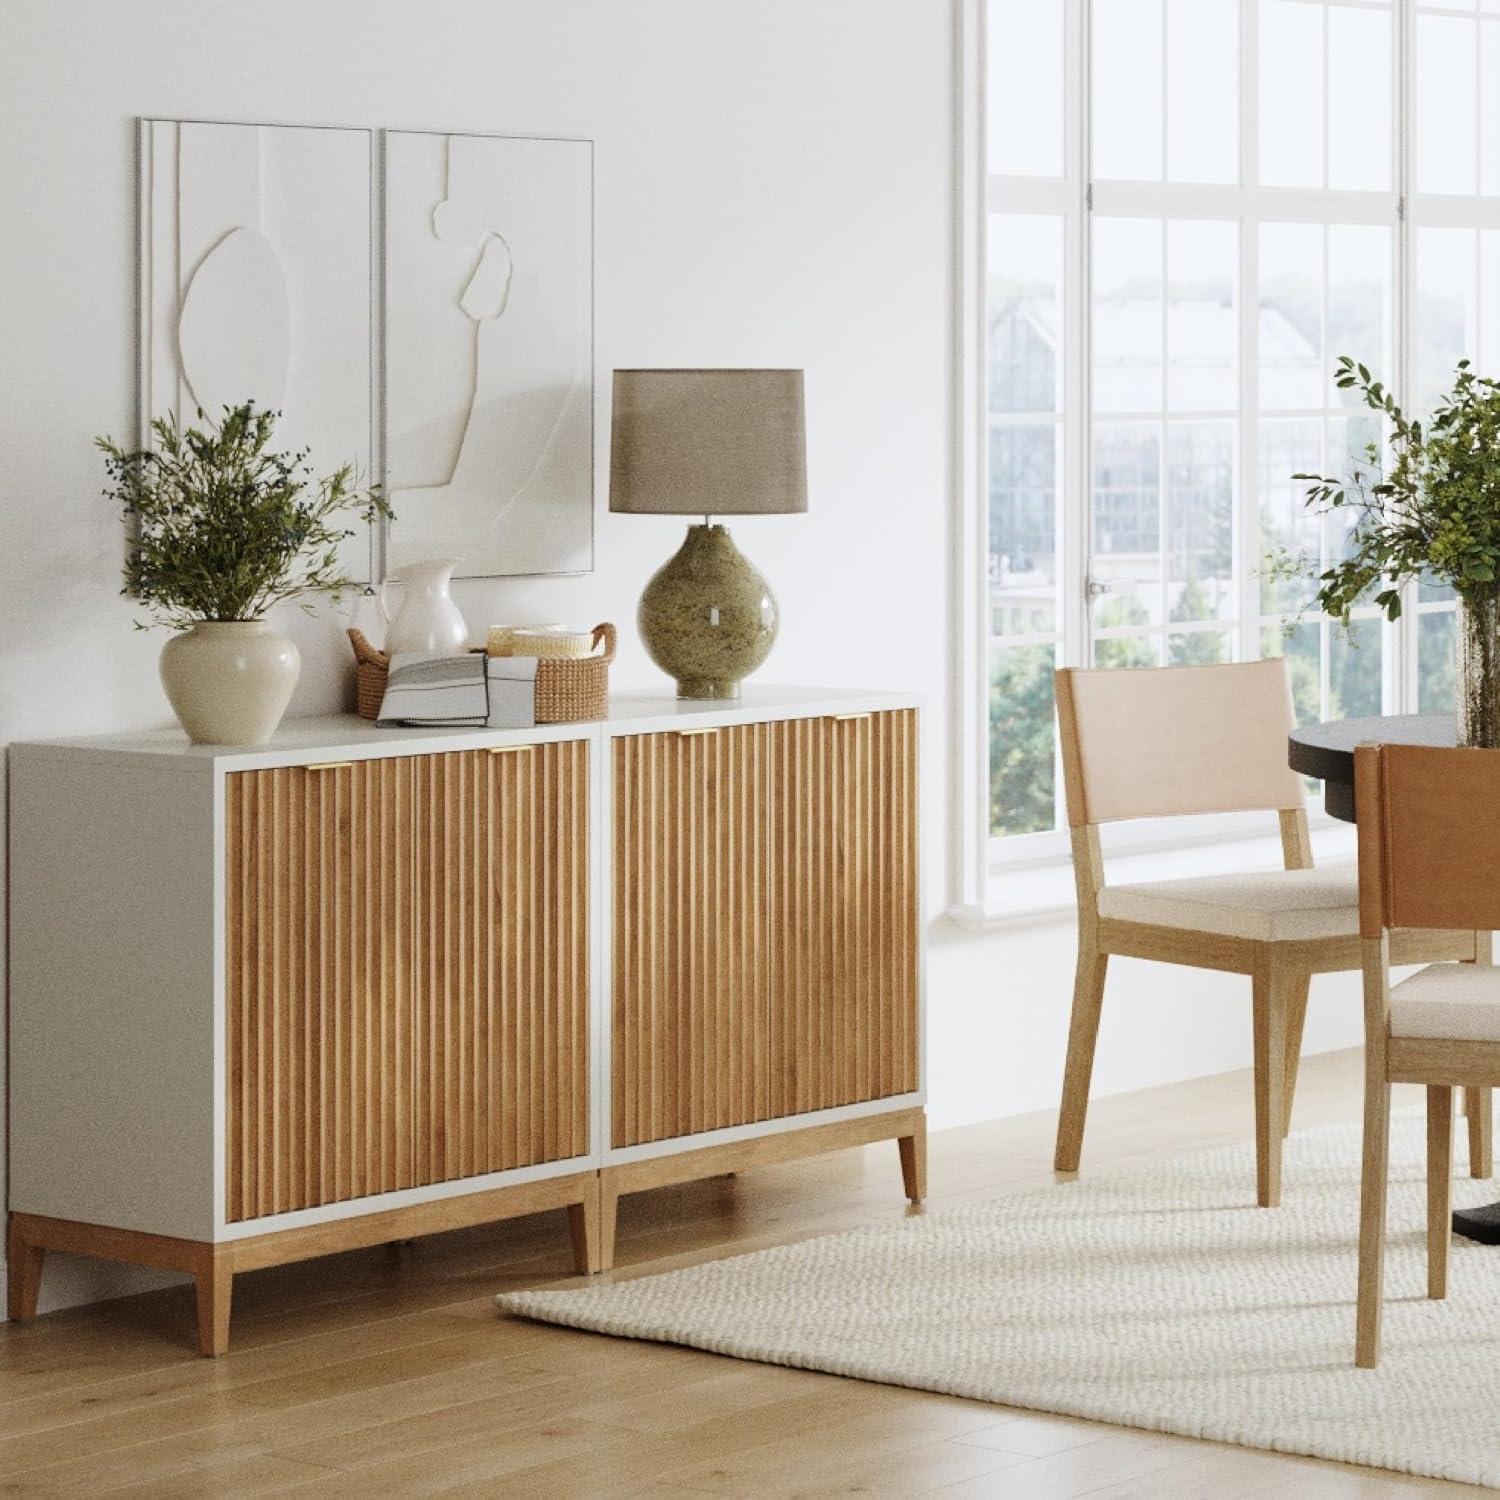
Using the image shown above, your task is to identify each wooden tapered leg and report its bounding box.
[897,1114,927,1203]
[6,1217,45,1321]
[1428,1085,1453,1301]
[1251,957,1288,1208]
[1054,944,1108,1174]
[567,1185,604,1276]
[597,1176,620,1273]
[1281,974,1311,1138]
[1465,1087,1493,1180]
[194,1250,232,1358]
[1356,1075,1392,1368]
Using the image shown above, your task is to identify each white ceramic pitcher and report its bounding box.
[381,558,470,654]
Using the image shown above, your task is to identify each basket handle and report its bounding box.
[590,622,617,664]
[347,627,389,669]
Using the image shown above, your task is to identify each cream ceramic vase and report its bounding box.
[382,558,469,654]
[159,620,300,746]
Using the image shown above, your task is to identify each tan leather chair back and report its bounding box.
[1055,659,1305,826]
[1356,742,1500,936]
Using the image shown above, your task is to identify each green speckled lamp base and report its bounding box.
[638,524,778,700]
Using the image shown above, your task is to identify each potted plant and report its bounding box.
[99,402,388,745]
[1283,356,1500,746]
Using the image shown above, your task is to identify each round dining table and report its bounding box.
[1288,712,1499,1245]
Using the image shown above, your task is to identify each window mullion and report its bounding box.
[1238,0,1263,666]
[1064,0,1091,674]
[1394,0,1418,713]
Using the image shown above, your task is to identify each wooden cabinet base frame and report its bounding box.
[7,1169,600,1357]
[597,1108,926,1270]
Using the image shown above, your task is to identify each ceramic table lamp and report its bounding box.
[609,368,807,700]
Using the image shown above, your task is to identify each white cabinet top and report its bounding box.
[13,685,921,774]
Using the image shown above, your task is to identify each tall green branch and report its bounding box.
[1270,356,1500,626]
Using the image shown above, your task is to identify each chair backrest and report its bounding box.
[1356,742,1500,935]
[1054,659,1305,827]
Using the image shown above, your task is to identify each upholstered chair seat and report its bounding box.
[1097,867,1360,943]
[1388,963,1500,1042]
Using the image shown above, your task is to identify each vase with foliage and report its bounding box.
[98,402,388,745]
[1279,356,1500,746]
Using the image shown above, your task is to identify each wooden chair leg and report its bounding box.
[1356,1075,1392,1368]
[194,1250,232,1358]
[6,1217,45,1321]
[1054,943,1108,1174]
[1251,957,1288,1208]
[1281,974,1311,1138]
[898,1114,927,1203]
[1465,1086,1493,1180]
[1428,1085,1453,1301]
[597,1176,620,1273]
[567,1184,604,1276]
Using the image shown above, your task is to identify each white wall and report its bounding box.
[0,0,1362,1318]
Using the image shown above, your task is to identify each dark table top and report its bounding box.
[1288,713,1456,822]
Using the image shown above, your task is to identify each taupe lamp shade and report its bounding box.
[609,368,808,515]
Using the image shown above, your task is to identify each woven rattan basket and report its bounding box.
[348,623,616,723]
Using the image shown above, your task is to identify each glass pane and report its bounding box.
[1485,21,1500,195]
[1166,0,1238,184]
[1328,7,1393,192]
[1094,218,1164,413]
[1416,228,1478,413]
[1093,422,1162,626]
[1416,14,1478,195]
[1168,629,1229,665]
[1094,633,1163,668]
[1327,225,1393,397]
[989,424,1059,635]
[1261,1,1324,189]
[1419,610,1458,716]
[1484,231,1500,371]
[1167,421,1235,623]
[988,214,1063,414]
[1260,418,1323,615]
[1325,415,1385,609]
[989,643,1056,837]
[1262,621,1322,726]
[1260,223,1324,409]
[1094,0,1164,181]
[1167,220,1238,411]
[987,0,1065,177]
[1329,616,1383,720]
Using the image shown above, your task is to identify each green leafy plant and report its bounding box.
[1272,357,1500,626]
[97,402,390,630]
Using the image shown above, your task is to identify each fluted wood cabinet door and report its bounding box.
[225,743,589,1223]
[611,709,919,1149]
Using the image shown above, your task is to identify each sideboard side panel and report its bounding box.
[9,753,217,1241]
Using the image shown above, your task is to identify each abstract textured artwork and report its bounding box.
[139,120,594,582]
[139,118,375,581]
[385,131,593,578]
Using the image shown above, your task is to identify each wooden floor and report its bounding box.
[0,1051,1486,1498]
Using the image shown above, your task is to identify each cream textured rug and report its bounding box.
[499,1112,1500,1488]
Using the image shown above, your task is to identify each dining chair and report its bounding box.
[1353,741,1500,1367]
[1053,660,1482,1209]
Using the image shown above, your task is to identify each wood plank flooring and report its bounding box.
[0,1051,1483,1497]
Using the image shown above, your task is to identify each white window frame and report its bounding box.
[954,0,1495,918]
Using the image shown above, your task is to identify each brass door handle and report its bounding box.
[674,727,719,737]
[304,760,354,772]
[488,744,534,755]
[832,712,872,723]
